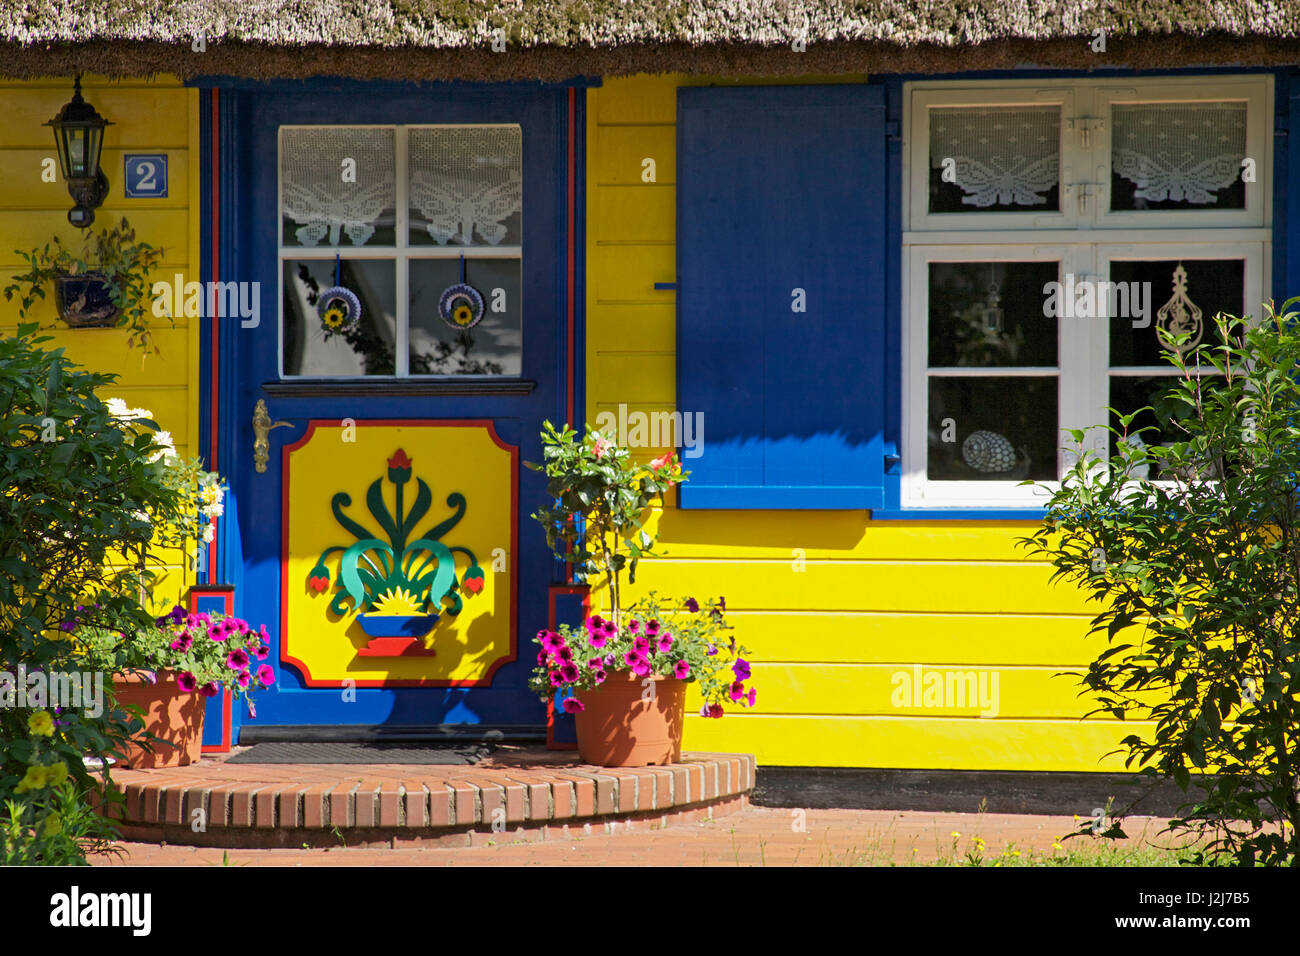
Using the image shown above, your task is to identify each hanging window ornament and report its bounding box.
[439,255,485,330]
[962,429,1018,473]
[968,264,1004,335]
[1156,262,1203,354]
[317,254,362,333]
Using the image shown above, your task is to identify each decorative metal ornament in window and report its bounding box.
[1156,262,1204,353]
[281,128,395,246]
[962,429,1021,474]
[1112,102,1247,205]
[930,106,1060,207]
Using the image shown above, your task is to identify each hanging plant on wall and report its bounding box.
[305,448,484,645]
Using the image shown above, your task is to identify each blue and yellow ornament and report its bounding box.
[439,255,485,330]
[318,256,361,333]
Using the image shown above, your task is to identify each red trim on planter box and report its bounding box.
[278,419,519,688]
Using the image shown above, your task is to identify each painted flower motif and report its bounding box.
[27,711,54,737]
[561,697,585,714]
[227,648,251,671]
[176,672,198,693]
[257,665,275,686]
[674,659,690,679]
[387,447,413,485]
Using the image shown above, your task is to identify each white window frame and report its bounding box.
[902,75,1273,509]
[276,124,524,380]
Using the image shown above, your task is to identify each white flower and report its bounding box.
[106,397,130,417]
[149,430,177,462]
[202,522,215,543]
[201,501,225,519]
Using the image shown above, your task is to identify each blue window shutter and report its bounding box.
[676,84,888,509]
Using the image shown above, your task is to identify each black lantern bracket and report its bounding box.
[45,74,113,227]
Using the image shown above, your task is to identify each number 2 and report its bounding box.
[134,161,157,192]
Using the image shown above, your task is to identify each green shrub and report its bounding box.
[1020,303,1300,866]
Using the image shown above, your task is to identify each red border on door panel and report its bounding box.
[279,418,519,688]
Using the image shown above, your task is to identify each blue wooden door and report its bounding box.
[215,82,570,735]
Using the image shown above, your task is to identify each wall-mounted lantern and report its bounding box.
[45,75,112,227]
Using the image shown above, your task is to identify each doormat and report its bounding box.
[224,742,492,765]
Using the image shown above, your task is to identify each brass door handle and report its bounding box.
[252,398,294,473]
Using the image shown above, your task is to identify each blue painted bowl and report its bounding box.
[355,613,439,638]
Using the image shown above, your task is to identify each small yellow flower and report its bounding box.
[322,306,346,330]
[1012,850,1021,857]
[42,813,62,838]
[44,761,67,788]
[14,765,46,794]
[1052,842,1063,851]
[27,710,54,737]
[951,831,960,838]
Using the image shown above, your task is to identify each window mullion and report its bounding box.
[395,125,410,377]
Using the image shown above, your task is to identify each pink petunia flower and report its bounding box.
[657,633,673,652]
[624,650,644,670]
[729,681,745,702]
[560,662,580,683]
[540,630,565,653]
[584,615,605,635]
[587,631,607,649]
[176,672,197,693]
[674,659,690,679]
[536,650,548,665]
[645,619,660,636]
[562,697,585,714]
[747,688,757,707]
[557,645,574,663]
[549,670,564,687]
[236,670,251,688]
[227,648,250,671]
[257,664,275,686]
[707,704,724,719]
[253,644,270,661]
[199,682,219,698]
[632,636,650,655]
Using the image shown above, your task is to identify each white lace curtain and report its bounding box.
[929,106,1060,207]
[409,127,522,246]
[281,128,395,246]
[1111,102,1246,204]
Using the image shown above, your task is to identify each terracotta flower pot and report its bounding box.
[573,672,685,767]
[111,671,207,768]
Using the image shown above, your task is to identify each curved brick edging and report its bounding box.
[100,751,755,849]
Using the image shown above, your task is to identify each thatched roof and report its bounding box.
[3,1,1300,82]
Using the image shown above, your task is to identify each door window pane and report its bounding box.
[929,106,1061,213]
[282,259,397,376]
[1110,102,1247,211]
[408,258,522,375]
[408,127,522,247]
[281,128,396,247]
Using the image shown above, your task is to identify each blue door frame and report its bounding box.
[205,81,579,735]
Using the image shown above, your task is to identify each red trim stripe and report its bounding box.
[566,86,576,429]
[207,89,221,577]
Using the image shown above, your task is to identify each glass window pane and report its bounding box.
[282,259,397,376]
[281,128,396,247]
[927,377,1058,481]
[929,106,1061,213]
[408,258,522,376]
[928,261,1059,368]
[409,126,522,247]
[1108,259,1243,366]
[1110,102,1247,211]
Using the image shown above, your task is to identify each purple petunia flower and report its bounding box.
[257,664,275,686]
[227,648,250,670]
[707,644,718,657]
[603,654,617,669]
[729,681,745,702]
[632,636,650,655]
[199,682,219,698]
[588,630,607,649]
[599,619,617,639]
[657,633,673,652]
[645,619,660,636]
[253,643,270,661]
[236,670,252,688]
[176,672,197,693]
[540,630,565,652]
[699,705,710,717]
[585,615,604,635]
[560,662,580,683]
[536,650,548,665]
[707,704,724,719]
[557,645,574,663]
[587,658,604,670]
[674,659,690,679]
[561,697,584,714]
[549,670,564,687]
[684,598,699,613]
[170,633,193,652]
[732,658,751,681]
[627,620,639,633]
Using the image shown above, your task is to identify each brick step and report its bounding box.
[98,749,755,850]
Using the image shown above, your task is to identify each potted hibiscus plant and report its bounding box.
[526,422,757,766]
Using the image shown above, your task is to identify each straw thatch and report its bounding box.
[2,1,1300,81]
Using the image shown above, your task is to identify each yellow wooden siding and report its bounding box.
[0,76,203,606]
[586,74,1131,770]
